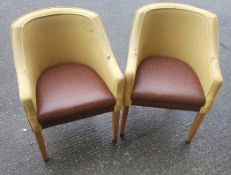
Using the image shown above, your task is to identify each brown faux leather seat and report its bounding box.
[36,63,116,128]
[131,57,205,111]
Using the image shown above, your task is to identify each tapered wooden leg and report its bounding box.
[120,106,129,137]
[34,131,49,161]
[112,111,120,143]
[187,112,206,144]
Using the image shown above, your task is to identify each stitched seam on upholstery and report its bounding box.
[145,8,210,19]
[21,13,91,27]
[88,20,93,67]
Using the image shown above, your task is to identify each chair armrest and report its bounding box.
[123,10,144,106]
[90,16,124,111]
[124,53,138,106]
[200,67,223,114]
[200,15,223,113]
[11,23,41,131]
[106,55,124,111]
[200,51,223,113]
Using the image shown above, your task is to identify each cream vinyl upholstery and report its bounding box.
[124,3,223,114]
[11,8,124,132]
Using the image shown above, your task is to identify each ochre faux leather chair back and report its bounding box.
[139,6,214,99]
[124,3,222,114]
[12,8,123,114]
[23,14,94,106]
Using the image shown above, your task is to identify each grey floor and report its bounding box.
[1,0,231,175]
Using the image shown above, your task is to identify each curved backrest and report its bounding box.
[12,8,123,109]
[135,3,218,97]
[23,14,93,81]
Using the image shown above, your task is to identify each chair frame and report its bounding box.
[121,3,223,143]
[11,7,124,161]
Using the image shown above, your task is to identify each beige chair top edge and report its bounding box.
[136,3,217,19]
[11,7,99,28]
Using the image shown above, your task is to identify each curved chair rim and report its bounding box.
[137,3,217,18]
[12,7,98,28]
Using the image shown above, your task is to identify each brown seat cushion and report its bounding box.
[36,63,115,128]
[131,56,205,111]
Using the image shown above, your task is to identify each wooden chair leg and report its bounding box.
[120,106,129,137]
[34,131,49,161]
[187,112,206,144]
[112,111,120,143]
